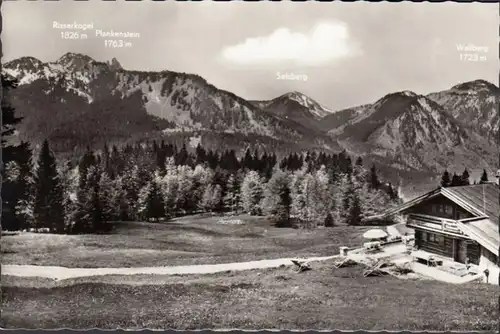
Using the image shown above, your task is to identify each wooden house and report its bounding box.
[379,183,499,283]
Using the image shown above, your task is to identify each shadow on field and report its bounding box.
[107,221,230,238]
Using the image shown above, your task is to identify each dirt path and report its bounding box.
[1,255,339,281]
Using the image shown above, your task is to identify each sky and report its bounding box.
[2,0,498,110]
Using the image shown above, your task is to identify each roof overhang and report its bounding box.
[456,219,499,256]
[379,187,484,219]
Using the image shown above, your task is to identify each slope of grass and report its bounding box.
[1,214,371,268]
[1,261,497,330]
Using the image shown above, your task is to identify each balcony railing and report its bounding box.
[407,213,465,236]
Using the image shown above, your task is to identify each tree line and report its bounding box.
[440,168,491,188]
[3,137,400,233]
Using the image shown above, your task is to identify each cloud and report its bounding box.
[220,21,361,66]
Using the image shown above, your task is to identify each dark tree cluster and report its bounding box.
[3,132,400,232]
[440,168,472,188]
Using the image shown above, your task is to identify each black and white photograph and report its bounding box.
[1,0,499,331]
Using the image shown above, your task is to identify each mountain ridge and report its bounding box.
[2,52,497,187]
[2,53,340,154]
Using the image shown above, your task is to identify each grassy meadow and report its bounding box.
[1,214,371,268]
[2,260,498,330]
[2,213,498,331]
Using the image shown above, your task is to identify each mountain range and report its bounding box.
[2,52,498,195]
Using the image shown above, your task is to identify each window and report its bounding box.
[426,233,443,245]
[444,205,453,216]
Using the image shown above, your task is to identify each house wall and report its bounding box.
[478,247,499,285]
[407,195,473,220]
[414,229,480,264]
[415,229,454,259]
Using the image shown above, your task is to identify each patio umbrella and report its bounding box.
[363,229,388,240]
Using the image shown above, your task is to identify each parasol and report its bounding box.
[363,229,388,240]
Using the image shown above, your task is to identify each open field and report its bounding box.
[1,214,372,268]
[1,260,498,330]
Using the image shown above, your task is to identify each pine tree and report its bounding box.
[300,173,319,228]
[58,161,79,229]
[89,174,104,232]
[460,168,470,186]
[33,140,66,233]
[261,169,291,223]
[192,164,214,212]
[175,143,189,166]
[346,191,362,225]
[160,160,179,217]
[110,176,128,220]
[342,177,355,216]
[242,148,253,170]
[289,166,308,222]
[240,170,264,215]
[200,184,222,212]
[324,212,334,227]
[440,170,451,187]
[479,169,489,184]
[313,166,330,224]
[387,182,397,200]
[2,76,29,231]
[176,165,194,213]
[101,143,112,177]
[201,184,215,212]
[3,161,24,230]
[369,164,380,190]
[223,174,240,213]
[73,165,104,233]
[99,172,120,222]
[122,164,141,220]
[1,76,22,157]
[10,143,35,230]
[211,184,223,212]
[144,178,166,221]
[78,148,97,190]
[450,173,462,187]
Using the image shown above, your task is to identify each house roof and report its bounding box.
[442,184,499,226]
[382,183,499,226]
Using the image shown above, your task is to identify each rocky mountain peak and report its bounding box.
[108,57,123,71]
[4,56,44,71]
[56,52,96,71]
[278,91,333,118]
[401,90,417,97]
[451,79,499,93]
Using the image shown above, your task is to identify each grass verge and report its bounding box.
[1,259,497,330]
